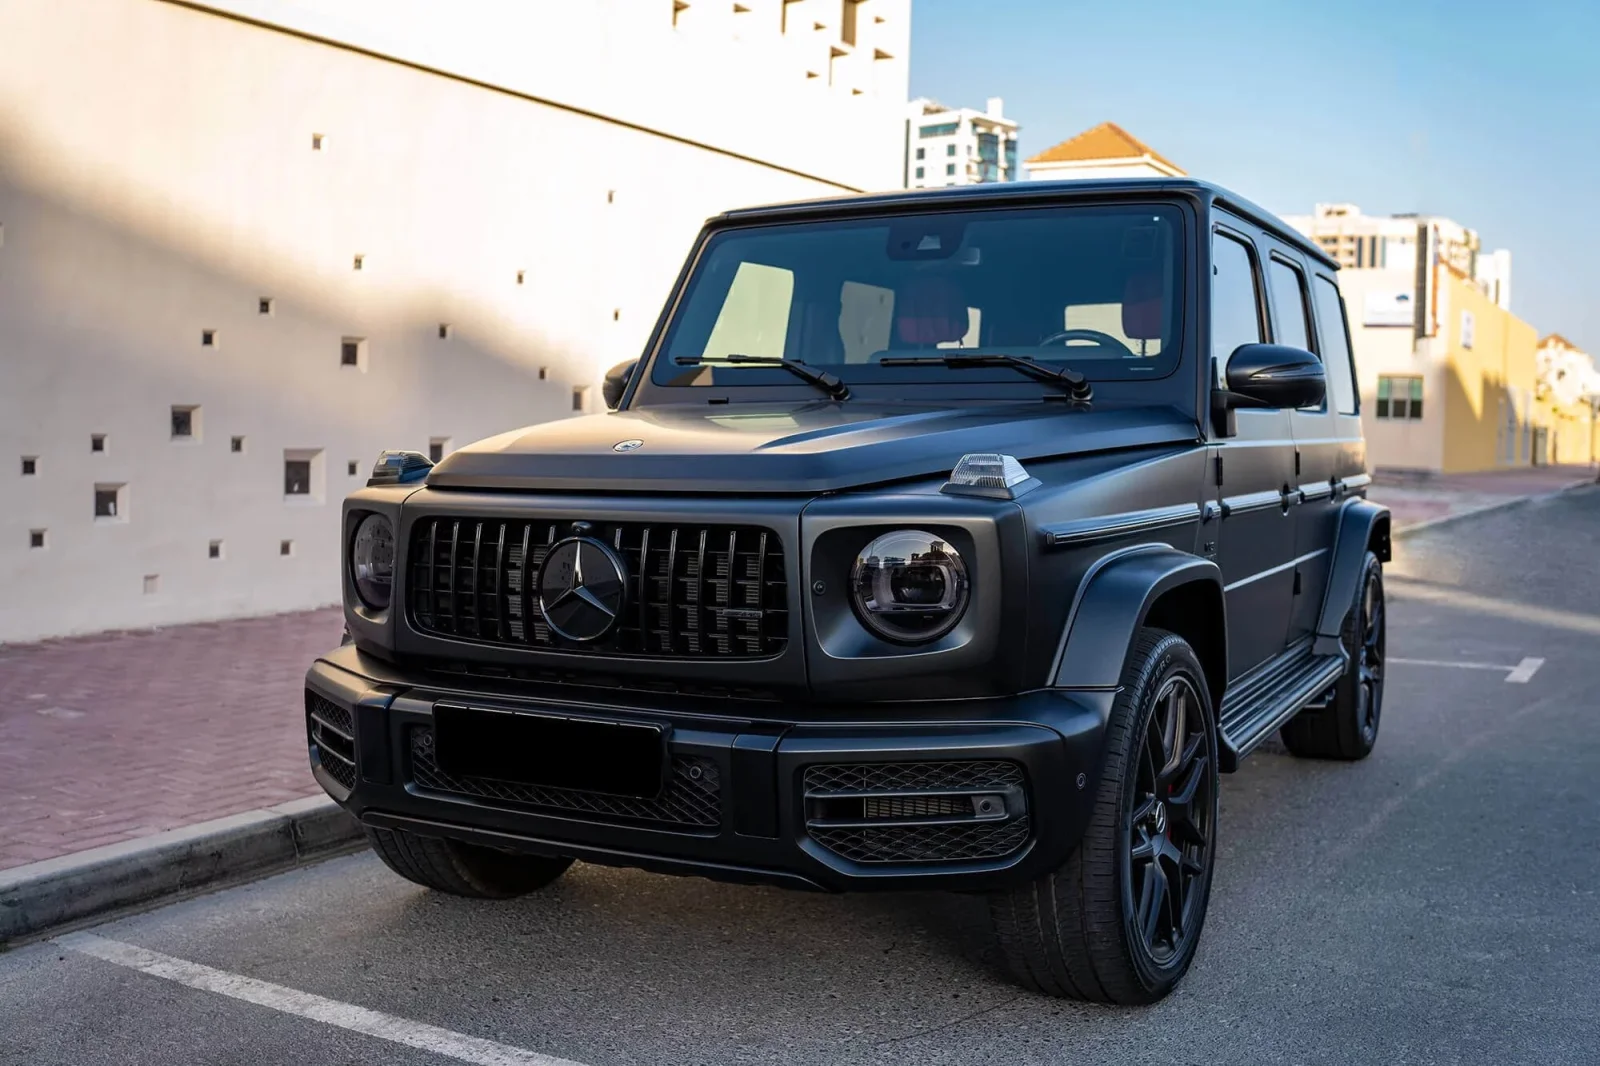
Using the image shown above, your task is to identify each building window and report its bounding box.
[573,385,591,412]
[284,459,311,495]
[311,133,325,151]
[915,147,925,160]
[231,436,245,453]
[352,254,364,270]
[914,166,924,179]
[171,405,200,440]
[340,337,367,370]
[919,122,959,138]
[428,437,451,463]
[1376,376,1423,419]
[947,143,957,156]
[94,483,127,521]
[259,297,275,315]
[1461,310,1475,350]
[21,456,37,476]
[209,540,224,559]
[91,433,106,453]
[201,329,217,348]
[280,539,294,557]
[438,323,452,339]
[348,459,360,476]
[30,529,46,549]
[946,163,955,176]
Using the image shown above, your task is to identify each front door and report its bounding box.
[1211,225,1299,679]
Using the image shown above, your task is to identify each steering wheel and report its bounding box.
[1035,328,1136,358]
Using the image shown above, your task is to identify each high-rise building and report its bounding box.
[0,0,912,642]
[904,97,1020,188]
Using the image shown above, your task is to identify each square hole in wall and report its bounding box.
[538,367,548,380]
[91,434,106,453]
[171,405,201,440]
[428,437,452,463]
[572,385,590,413]
[231,436,245,453]
[280,539,295,557]
[516,270,525,285]
[208,539,224,559]
[94,482,128,521]
[347,459,360,477]
[612,309,620,322]
[143,574,160,595]
[283,448,325,502]
[201,329,217,348]
[311,132,326,151]
[21,456,37,476]
[29,529,46,549]
[352,254,365,271]
[259,297,275,316]
[438,323,452,340]
[340,337,368,371]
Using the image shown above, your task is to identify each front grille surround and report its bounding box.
[407,726,722,832]
[405,516,788,660]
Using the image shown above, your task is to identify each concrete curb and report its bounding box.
[1389,480,1598,540]
[0,796,362,946]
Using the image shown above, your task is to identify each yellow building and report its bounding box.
[1535,334,1600,467]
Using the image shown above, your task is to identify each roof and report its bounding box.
[713,177,1338,269]
[1540,333,1581,351]
[1026,122,1183,173]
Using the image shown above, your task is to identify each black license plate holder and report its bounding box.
[432,704,667,799]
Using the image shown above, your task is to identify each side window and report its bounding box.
[1312,275,1359,414]
[1210,232,1264,384]
[701,262,794,361]
[1266,259,1312,352]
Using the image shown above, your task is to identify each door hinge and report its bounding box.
[1214,454,1224,486]
[1293,570,1303,595]
[1294,450,1302,476]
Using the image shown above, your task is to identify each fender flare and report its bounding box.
[1313,498,1391,656]
[1050,546,1225,704]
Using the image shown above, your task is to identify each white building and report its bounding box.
[1025,122,1184,182]
[905,97,1020,188]
[0,0,911,643]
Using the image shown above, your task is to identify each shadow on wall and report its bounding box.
[0,124,587,642]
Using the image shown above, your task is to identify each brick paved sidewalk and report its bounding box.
[1369,463,1598,530]
[0,607,343,870]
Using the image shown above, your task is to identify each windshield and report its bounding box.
[652,203,1185,390]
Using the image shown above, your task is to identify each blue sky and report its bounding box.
[909,0,1600,352]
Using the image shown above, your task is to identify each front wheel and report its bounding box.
[989,628,1219,1003]
[366,827,573,898]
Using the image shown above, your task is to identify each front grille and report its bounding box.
[407,727,721,831]
[803,760,1030,864]
[406,517,787,659]
[307,692,356,790]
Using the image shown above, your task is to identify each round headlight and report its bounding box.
[350,513,395,609]
[849,529,969,643]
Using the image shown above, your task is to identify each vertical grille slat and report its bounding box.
[408,516,785,660]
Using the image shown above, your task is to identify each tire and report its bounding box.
[989,628,1219,1004]
[365,827,573,899]
[1280,550,1385,761]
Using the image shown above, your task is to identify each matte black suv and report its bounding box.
[307,178,1390,1004]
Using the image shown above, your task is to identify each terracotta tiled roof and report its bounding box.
[1026,121,1183,173]
[1540,333,1579,350]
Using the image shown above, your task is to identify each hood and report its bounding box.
[426,402,1199,494]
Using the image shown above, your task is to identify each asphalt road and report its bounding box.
[3,488,1598,1066]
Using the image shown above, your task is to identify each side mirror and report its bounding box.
[1211,343,1325,436]
[602,359,637,410]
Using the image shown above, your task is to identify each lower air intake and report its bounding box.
[306,692,356,791]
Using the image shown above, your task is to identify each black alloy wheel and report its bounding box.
[1281,550,1386,761]
[1355,564,1385,744]
[1125,674,1213,965]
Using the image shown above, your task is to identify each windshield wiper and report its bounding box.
[674,353,850,401]
[879,353,1093,401]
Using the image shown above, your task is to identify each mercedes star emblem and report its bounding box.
[537,536,629,643]
[612,439,645,452]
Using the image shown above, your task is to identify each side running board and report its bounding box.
[1217,644,1346,771]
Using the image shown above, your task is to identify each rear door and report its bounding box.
[1210,222,1299,679]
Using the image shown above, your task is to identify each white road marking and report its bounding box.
[1505,657,1545,684]
[55,933,590,1066]
[1387,656,1546,684]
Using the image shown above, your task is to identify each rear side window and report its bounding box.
[1267,259,1312,352]
[1210,232,1263,384]
[1312,276,1359,414]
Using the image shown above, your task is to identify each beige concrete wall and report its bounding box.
[0,0,910,642]
[1336,269,1446,473]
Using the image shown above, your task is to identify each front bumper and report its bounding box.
[305,644,1114,893]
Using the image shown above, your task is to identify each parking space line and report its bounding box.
[54,932,590,1066]
[1388,656,1546,683]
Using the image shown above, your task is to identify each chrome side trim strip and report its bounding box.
[1342,473,1372,491]
[1223,548,1329,592]
[1298,482,1335,501]
[1222,489,1284,516]
[1041,503,1202,549]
